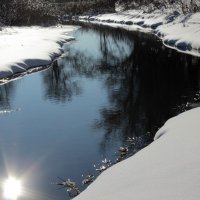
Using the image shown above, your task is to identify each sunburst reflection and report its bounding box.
[2,177,22,200]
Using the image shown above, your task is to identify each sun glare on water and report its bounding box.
[3,177,22,200]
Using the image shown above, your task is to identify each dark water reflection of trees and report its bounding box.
[41,25,200,152]
[42,60,82,103]
[0,83,15,109]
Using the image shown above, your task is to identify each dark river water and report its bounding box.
[0,25,200,200]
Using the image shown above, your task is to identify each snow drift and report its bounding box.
[0,26,77,79]
[74,107,200,200]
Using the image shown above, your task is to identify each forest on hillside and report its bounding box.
[0,0,116,25]
[0,0,200,26]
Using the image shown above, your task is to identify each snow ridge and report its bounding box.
[74,107,200,200]
[0,25,77,79]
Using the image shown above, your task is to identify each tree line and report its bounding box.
[118,0,200,13]
[0,0,199,26]
[0,0,57,25]
[0,0,116,26]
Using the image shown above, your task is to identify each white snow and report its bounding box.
[74,107,200,200]
[0,25,77,79]
[157,13,200,56]
[78,8,200,57]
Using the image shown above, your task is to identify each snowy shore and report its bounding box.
[77,8,200,57]
[74,107,200,200]
[0,25,77,79]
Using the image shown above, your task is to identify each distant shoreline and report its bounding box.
[73,8,200,58]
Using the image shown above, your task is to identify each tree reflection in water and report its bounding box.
[42,25,200,152]
[95,28,200,151]
[0,82,15,110]
[42,59,82,103]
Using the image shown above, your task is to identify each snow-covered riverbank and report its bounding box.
[0,25,77,79]
[77,8,200,57]
[74,107,200,200]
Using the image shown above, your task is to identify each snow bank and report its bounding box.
[77,8,200,57]
[0,26,77,79]
[74,107,200,200]
[157,13,200,56]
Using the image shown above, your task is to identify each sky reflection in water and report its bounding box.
[2,176,22,200]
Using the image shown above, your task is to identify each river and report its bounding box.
[0,25,200,200]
